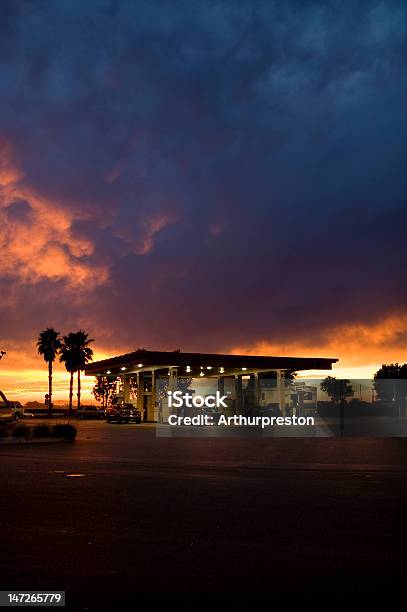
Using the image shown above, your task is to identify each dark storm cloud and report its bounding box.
[0,0,406,356]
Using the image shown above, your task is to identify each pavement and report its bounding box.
[0,420,407,608]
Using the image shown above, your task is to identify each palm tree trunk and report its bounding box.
[48,360,52,416]
[77,369,81,410]
[69,371,73,416]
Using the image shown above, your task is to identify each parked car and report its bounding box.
[106,404,142,424]
[0,392,21,423]
[124,404,142,423]
[0,404,13,423]
[8,401,24,420]
[129,405,141,423]
[77,406,105,419]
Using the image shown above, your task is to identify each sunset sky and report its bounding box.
[1,1,407,402]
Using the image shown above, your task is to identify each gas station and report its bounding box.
[85,349,338,422]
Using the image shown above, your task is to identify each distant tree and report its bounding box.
[59,333,80,416]
[92,376,116,409]
[129,377,138,402]
[374,363,407,415]
[374,364,403,400]
[70,331,94,410]
[320,376,354,404]
[37,328,62,415]
[0,350,6,361]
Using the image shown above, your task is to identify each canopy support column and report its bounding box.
[254,372,261,407]
[277,369,285,415]
[136,372,143,414]
[150,370,157,422]
[123,375,131,404]
[235,375,242,414]
[162,368,177,423]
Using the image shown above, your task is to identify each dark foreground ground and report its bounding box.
[1,421,407,608]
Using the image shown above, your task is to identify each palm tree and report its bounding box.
[59,333,80,416]
[71,330,94,410]
[37,328,62,415]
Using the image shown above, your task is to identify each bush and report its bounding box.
[0,425,9,439]
[53,424,77,441]
[32,423,53,438]
[11,424,31,439]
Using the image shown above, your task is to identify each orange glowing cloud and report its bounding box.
[135,213,178,255]
[231,315,407,378]
[0,138,108,288]
[0,138,23,185]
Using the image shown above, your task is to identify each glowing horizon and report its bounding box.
[0,339,405,404]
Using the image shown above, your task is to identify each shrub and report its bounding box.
[0,425,9,439]
[11,424,31,439]
[53,424,77,441]
[32,423,53,438]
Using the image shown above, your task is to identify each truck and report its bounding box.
[0,391,13,423]
[0,392,26,422]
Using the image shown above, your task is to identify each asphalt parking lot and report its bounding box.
[1,420,407,607]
